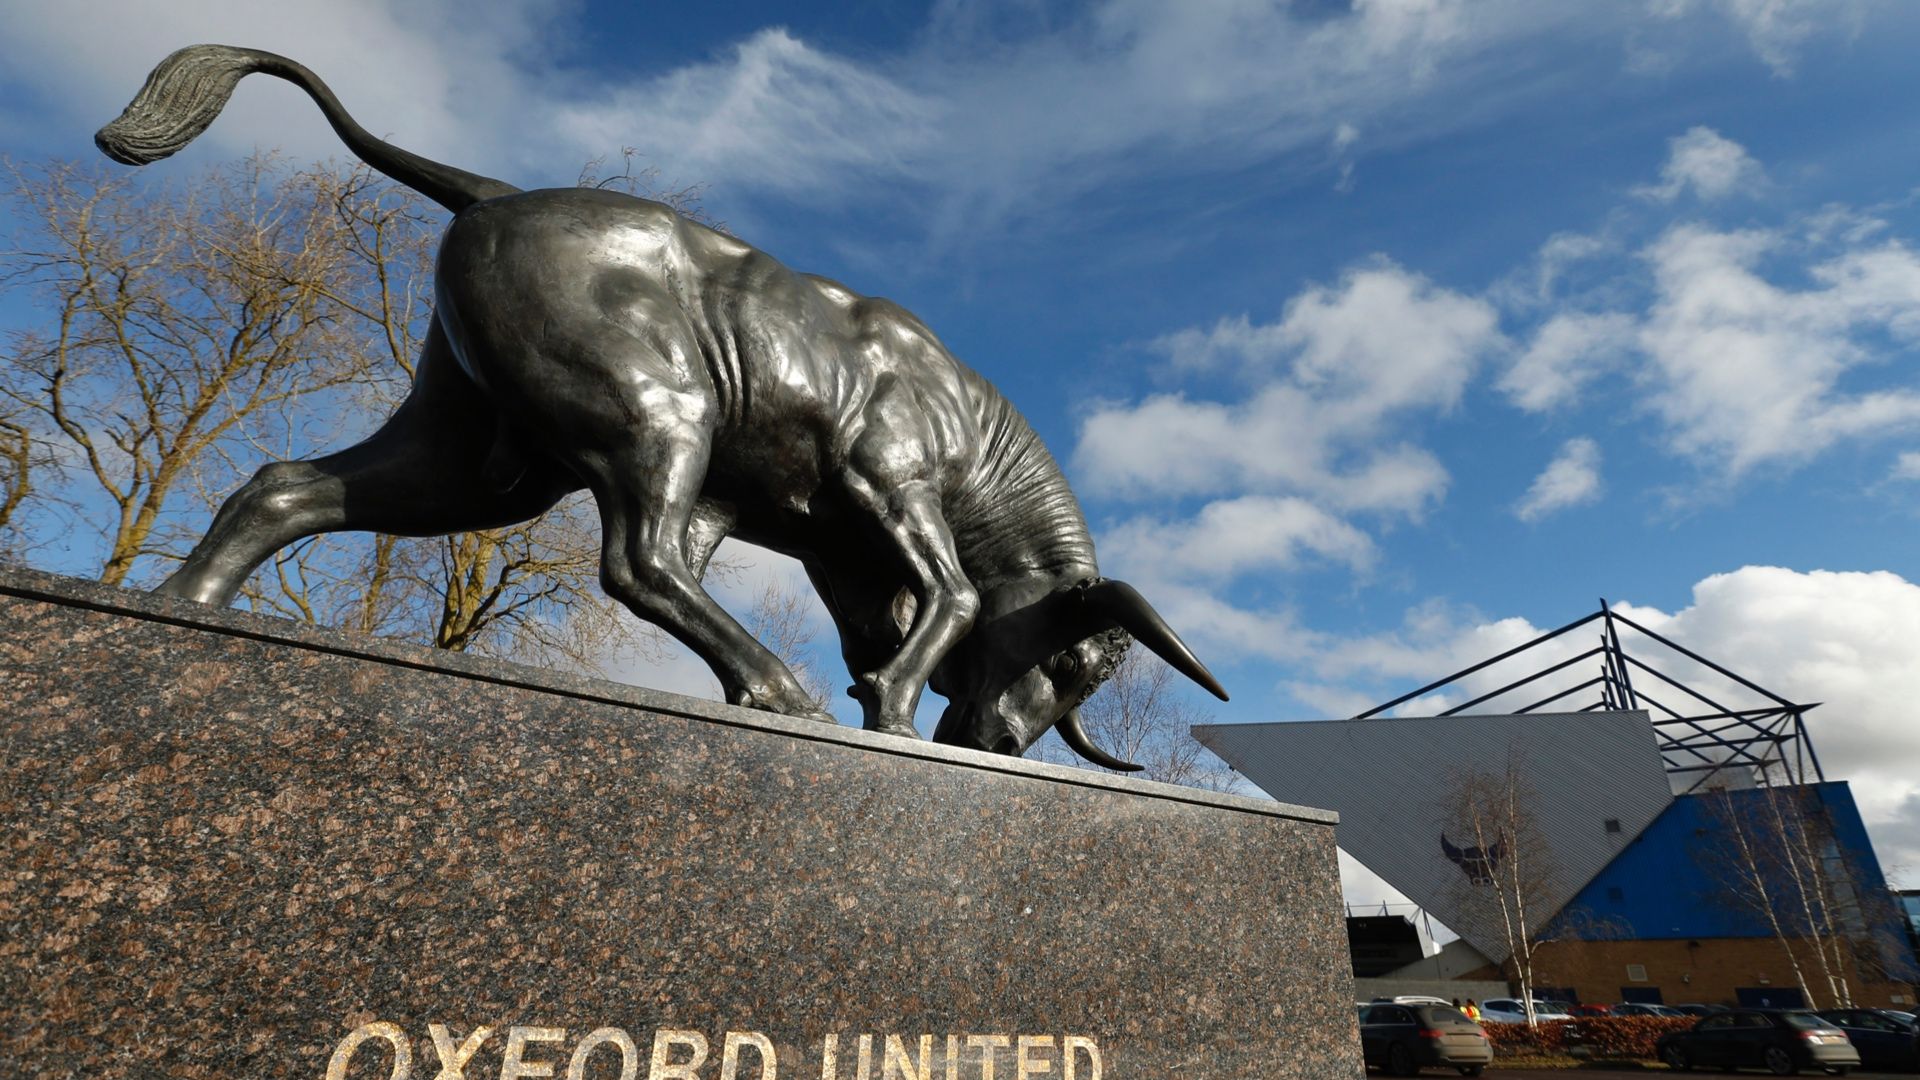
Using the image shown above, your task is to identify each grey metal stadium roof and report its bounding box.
[1193,711,1674,962]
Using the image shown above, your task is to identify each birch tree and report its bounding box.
[1441,754,1559,1024]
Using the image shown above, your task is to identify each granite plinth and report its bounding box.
[0,568,1357,1079]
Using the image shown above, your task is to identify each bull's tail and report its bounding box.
[95,44,519,213]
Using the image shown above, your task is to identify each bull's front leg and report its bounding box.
[841,397,979,736]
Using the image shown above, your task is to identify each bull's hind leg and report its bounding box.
[581,432,831,723]
[158,325,575,606]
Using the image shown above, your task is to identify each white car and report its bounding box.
[1479,998,1572,1023]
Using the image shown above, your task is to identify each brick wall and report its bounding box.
[1459,936,1917,1009]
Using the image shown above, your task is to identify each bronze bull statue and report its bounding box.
[96,44,1227,768]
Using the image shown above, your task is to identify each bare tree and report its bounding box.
[1696,783,1910,1009]
[739,576,836,711]
[0,403,40,558]
[576,146,720,231]
[1441,753,1559,1024]
[1,155,382,585]
[0,155,657,671]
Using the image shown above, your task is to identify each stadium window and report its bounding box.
[1626,964,1648,982]
[1605,818,1622,834]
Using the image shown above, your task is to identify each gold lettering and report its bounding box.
[882,1035,932,1080]
[648,1029,710,1080]
[822,1034,839,1080]
[1015,1036,1053,1079]
[944,1036,959,1080]
[326,1021,413,1080]
[502,1027,568,1080]
[966,1036,1009,1080]
[855,1035,873,1080]
[720,1031,777,1080]
[429,1024,494,1080]
[1061,1037,1100,1080]
[569,1028,640,1080]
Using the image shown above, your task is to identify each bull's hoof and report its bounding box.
[866,718,921,740]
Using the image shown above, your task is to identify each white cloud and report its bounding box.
[1891,451,1920,481]
[1076,261,1503,511]
[1101,496,1378,583]
[1637,223,1920,474]
[0,0,1563,225]
[1636,126,1766,202]
[1514,437,1604,522]
[1647,0,1863,77]
[1507,130,1920,479]
[1,1,1863,242]
[1332,122,1362,192]
[0,0,556,171]
[1501,311,1639,412]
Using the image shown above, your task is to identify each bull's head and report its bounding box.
[929,578,1228,770]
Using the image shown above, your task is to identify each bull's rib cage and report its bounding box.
[1353,601,1822,791]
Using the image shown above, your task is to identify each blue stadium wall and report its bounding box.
[1559,782,1916,980]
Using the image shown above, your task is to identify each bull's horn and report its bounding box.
[1079,579,1229,701]
[1058,708,1143,773]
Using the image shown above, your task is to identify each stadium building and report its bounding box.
[1196,604,1919,1010]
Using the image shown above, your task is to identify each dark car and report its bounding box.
[1815,1009,1920,1072]
[1359,1002,1494,1076]
[1657,1009,1858,1076]
[1674,1004,1733,1017]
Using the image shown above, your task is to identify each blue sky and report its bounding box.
[5,0,1920,901]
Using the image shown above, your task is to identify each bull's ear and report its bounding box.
[1078,579,1229,701]
[1058,707,1144,772]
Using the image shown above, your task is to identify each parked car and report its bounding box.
[1616,1003,1687,1017]
[1656,1009,1858,1075]
[1373,996,1463,1007]
[1359,1002,1494,1076]
[1570,1003,1615,1017]
[1814,1009,1920,1073]
[1673,1004,1733,1017]
[1480,998,1572,1023]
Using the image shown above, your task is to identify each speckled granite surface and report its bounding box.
[0,567,1358,1079]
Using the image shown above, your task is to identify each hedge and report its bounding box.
[1482,1016,1697,1059]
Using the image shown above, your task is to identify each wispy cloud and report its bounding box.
[1635,125,1767,202]
[1647,0,1867,77]
[0,0,1870,244]
[1515,437,1604,521]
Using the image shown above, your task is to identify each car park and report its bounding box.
[1359,1003,1494,1076]
[1814,1009,1920,1072]
[1673,1004,1733,1017]
[1480,998,1572,1023]
[1656,1009,1858,1075]
[1616,1003,1687,1017]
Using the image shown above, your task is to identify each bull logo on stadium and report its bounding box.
[1441,833,1506,886]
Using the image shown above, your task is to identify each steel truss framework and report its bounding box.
[1354,601,1823,791]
